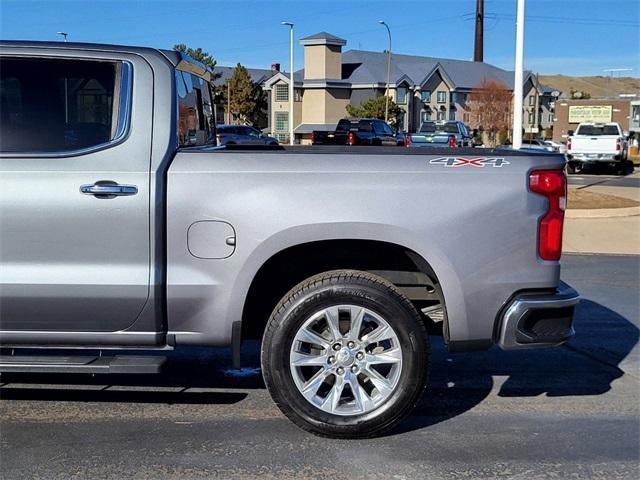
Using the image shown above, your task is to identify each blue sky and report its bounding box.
[1,0,638,76]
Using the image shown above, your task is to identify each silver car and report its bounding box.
[216,125,279,146]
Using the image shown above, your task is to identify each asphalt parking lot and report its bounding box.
[1,254,638,479]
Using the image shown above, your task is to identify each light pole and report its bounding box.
[512,0,525,149]
[282,21,295,145]
[57,32,69,123]
[379,20,391,124]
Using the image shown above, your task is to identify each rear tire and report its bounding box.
[261,270,430,438]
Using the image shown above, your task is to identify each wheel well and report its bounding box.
[241,239,445,341]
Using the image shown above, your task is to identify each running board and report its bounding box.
[0,355,166,374]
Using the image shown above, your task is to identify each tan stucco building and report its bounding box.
[259,32,548,144]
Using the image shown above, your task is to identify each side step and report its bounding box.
[0,355,166,374]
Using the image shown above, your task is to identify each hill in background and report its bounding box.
[539,75,640,99]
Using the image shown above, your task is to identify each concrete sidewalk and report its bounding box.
[564,174,640,255]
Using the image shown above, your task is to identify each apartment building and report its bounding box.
[259,32,546,144]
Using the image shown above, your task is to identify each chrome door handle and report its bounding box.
[80,182,138,198]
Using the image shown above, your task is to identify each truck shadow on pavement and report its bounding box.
[396,298,638,435]
[1,299,637,434]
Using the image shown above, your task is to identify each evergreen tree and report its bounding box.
[221,64,267,126]
[346,96,403,127]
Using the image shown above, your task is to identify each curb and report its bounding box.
[566,205,640,219]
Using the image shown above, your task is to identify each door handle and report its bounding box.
[80,181,138,198]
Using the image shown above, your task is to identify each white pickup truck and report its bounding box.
[566,122,629,174]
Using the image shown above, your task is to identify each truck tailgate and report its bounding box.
[571,136,618,154]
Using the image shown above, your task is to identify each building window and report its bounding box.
[275,111,288,132]
[275,83,288,102]
[421,90,431,102]
[396,86,407,104]
[528,112,534,123]
[437,110,446,121]
[449,109,456,121]
[462,112,470,123]
[529,95,535,106]
[548,113,554,123]
[294,88,303,102]
[437,91,446,103]
[421,110,431,122]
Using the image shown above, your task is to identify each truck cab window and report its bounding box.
[0,57,126,153]
[176,70,215,147]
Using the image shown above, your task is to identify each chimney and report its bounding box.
[271,63,280,72]
[474,0,484,62]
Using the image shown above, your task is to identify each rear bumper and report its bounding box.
[568,153,621,162]
[497,282,580,350]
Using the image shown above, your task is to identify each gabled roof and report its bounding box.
[262,70,304,89]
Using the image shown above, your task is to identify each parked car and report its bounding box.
[567,122,629,174]
[216,124,279,146]
[405,121,474,148]
[311,118,400,146]
[543,140,567,154]
[0,41,579,439]
[522,139,555,152]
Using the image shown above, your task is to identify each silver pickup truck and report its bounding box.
[0,42,579,438]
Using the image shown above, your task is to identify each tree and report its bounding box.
[346,96,403,127]
[220,63,267,126]
[173,44,222,81]
[466,79,512,147]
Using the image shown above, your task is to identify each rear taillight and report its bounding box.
[347,132,356,146]
[405,134,411,147]
[567,137,572,152]
[529,169,566,261]
[310,131,315,144]
[216,134,221,144]
[448,135,457,148]
[616,138,621,152]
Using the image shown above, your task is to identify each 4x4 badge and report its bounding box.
[429,157,510,168]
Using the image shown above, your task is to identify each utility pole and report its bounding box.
[282,22,295,145]
[227,81,231,124]
[474,0,484,62]
[512,0,525,149]
[379,20,392,123]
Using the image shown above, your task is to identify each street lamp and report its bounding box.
[512,0,525,149]
[281,21,295,145]
[378,20,391,124]
[57,31,68,42]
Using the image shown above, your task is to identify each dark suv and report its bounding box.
[216,125,279,146]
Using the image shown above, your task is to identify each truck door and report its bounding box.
[0,52,152,333]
